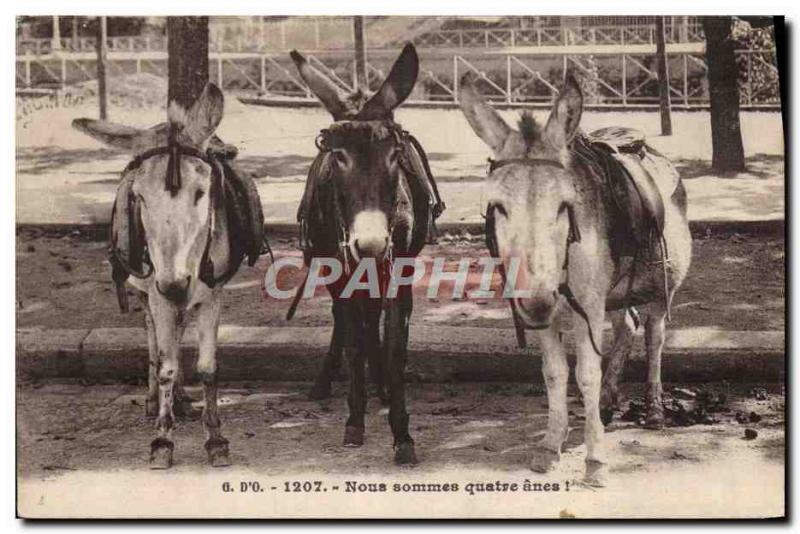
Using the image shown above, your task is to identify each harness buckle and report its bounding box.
[315,132,329,152]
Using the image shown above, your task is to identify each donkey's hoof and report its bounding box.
[644,413,665,430]
[394,442,418,465]
[308,381,332,401]
[145,398,159,418]
[583,460,608,488]
[205,438,231,467]
[530,447,560,473]
[600,407,615,426]
[149,438,174,469]
[343,426,364,447]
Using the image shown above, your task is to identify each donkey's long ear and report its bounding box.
[72,118,155,153]
[179,83,225,146]
[290,50,350,119]
[357,43,419,120]
[457,72,511,155]
[544,73,583,150]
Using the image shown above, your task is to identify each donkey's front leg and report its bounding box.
[309,298,345,400]
[384,292,416,465]
[530,325,569,474]
[643,305,668,429]
[140,291,159,417]
[148,293,184,469]
[342,300,367,447]
[196,294,230,466]
[599,309,637,425]
[365,298,387,404]
[574,305,608,487]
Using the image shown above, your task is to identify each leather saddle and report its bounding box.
[575,127,679,258]
[216,158,266,270]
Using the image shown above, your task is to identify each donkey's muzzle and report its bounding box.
[515,290,558,328]
[350,210,390,260]
[353,237,389,259]
[156,276,191,304]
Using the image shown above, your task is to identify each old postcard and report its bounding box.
[15,15,785,519]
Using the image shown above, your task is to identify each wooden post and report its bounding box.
[453,56,459,103]
[506,55,512,103]
[167,17,210,108]
[95,16,108,120]
[71,16,79,51]
[621,55,627,105]
[353,16,367,91]
[52,16,61,51]
[655,17,672,135]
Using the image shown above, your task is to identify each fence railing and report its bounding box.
[15,48,780,108]
[17,22,707,55]
[408,24,705,50]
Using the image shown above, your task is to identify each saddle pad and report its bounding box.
[220,161,265,267]
[401,139,433,256]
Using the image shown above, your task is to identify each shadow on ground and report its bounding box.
[17,147,123,175]
[676,153,784,180]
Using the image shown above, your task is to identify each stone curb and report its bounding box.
[16,219,785,241]
[17,326,785,384]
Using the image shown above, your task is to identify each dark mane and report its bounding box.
[517,112,541,149]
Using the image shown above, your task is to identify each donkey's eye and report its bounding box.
[331,150,348,166]
[194,189,205,205]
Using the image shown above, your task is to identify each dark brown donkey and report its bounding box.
[288,44,442,464]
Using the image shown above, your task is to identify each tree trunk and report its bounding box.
[167,17,209,108]
[702,16,745,172]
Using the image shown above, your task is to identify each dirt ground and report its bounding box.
[15,229,785,332]
[17,380,784,518]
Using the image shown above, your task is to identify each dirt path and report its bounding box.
[16,98,784,226]
[16,230,784,332]
[17,381,784,518]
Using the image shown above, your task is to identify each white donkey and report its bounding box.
[73,84,264,468]
[459,73,691,486]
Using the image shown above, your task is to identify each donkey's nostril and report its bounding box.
[353,237,387,258]
[156,276,190,304]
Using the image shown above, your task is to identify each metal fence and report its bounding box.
[15,48,780,108]
[17,21,707,55]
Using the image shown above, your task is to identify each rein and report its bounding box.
[484,156,614,357]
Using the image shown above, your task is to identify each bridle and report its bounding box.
[288,121,426,320]
[484,156,610,357]
[109,129,238,293]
